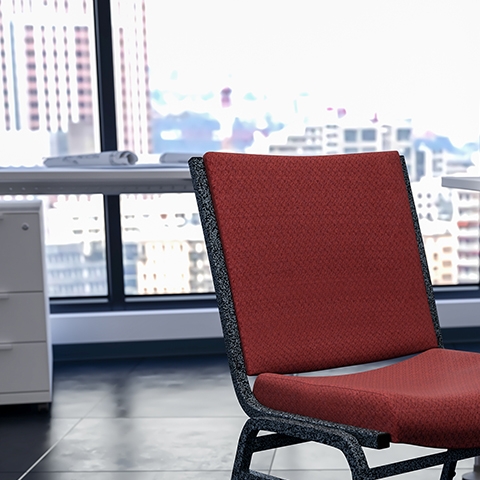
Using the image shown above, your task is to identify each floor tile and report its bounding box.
[0,414,78,473]
[49,360,139,418]
[269,470,352,480]
[270,442,349,470]
[376,468,473,479]
[2,473,24,480]
[32,417,273,472]
[24,473,232,480]
[364,443,474,470]
[269,470,474,480]
[87,381,245,418]
[271,440,476,472]
[87,355,245,418]
[364,443,445,467]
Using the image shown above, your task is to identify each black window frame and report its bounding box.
[50,0,216,314]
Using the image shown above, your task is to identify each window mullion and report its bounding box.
[93,0,117,151]
[104,194,125,306]
[93,0,125,306]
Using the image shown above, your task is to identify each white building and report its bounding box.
[450,188,480,284]
[267,115,413,165]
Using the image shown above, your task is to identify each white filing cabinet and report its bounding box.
[0,200,52,406]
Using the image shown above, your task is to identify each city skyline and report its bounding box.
[145,0,480,148]
[0,0,479,163]
[0,0,478,295]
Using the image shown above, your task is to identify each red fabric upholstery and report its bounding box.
[203,151,438,375]
[253,348,480,449]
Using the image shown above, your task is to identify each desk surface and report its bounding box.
[4,169,478,196]
[0,166,193,195]
[441,176,480,192]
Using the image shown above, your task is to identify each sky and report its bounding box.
[145,0,480,146]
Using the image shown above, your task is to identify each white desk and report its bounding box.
[441,176,480,192]
[0,166,193,195]
[442,175,480,480]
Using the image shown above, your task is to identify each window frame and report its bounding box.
[50,0,217,314]
[51,0,480,313]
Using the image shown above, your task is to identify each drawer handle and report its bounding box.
[0,344,13,351]
[0,294,9,300]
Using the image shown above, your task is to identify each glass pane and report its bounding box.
[0,194,107,297]
[0,1,106,297]
[121,193,213,295]
[43,194,107,297]
[112,0,480,288]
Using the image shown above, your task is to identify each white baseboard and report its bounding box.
[50,307,222,345]
[49,299,480,345]
[436,298,480,328]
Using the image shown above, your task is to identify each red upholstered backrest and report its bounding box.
[203,151,439,376]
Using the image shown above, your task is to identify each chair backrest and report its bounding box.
[191,151,442,376]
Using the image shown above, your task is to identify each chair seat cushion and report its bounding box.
[253,348,480,448]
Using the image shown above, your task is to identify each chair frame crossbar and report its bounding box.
[189,155,479,480]
[233,417,480,480]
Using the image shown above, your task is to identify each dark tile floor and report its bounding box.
[1,344,479,480]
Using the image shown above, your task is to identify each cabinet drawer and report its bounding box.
[0,292,48,343]
[0,342,51,394]
[0,211,45,292]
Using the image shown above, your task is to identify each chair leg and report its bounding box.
[231,417,373,480]
[231,419,290,480]
[231,418,261,479]
[440,461,457,480]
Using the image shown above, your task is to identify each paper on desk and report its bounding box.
[43,151,138,167]
[159,152,203,165]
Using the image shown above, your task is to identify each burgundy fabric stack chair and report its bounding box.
[189,150,480,480]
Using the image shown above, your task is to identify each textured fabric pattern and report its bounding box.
[203,151,439,375]
[253,348,480,449]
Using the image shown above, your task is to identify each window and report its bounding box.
[344,129,357,142]
[397,128,411,141]
[361,129,377,142]
[0,1,106,299]
[109,0,479,292]
[43,194,107,297]
[119,193,214,296]
[1,0,479,313]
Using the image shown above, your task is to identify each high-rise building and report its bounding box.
[0,1,94,144]
[110,0,152,153]
[267,115,413,167]
[451,188,480,284]
[0,0,152,158]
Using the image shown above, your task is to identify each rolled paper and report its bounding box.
[159,152,203,165]
[43,151,138,167]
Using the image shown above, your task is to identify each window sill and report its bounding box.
[49,299,480,345]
